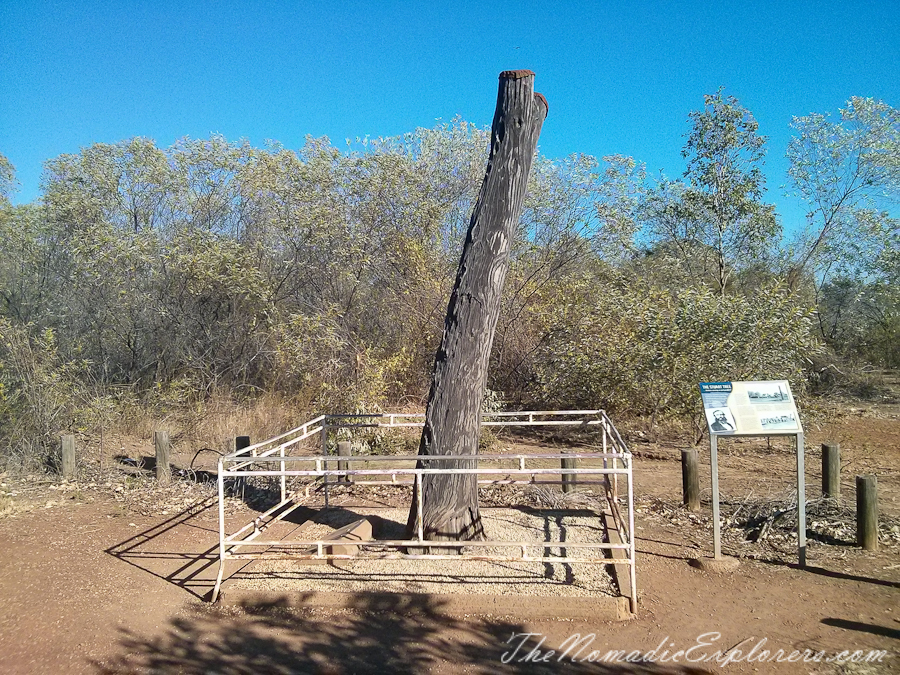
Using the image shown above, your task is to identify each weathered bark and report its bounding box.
[406,71,548,549]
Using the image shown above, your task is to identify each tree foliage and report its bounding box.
[0,153,18,203]
[787,96,899,279]
[1,91,897,467]
[786,97,900,357]
[643,89,779,294]
[532,276,818,437]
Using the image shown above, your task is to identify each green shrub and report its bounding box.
[0,319,98,471]
[533,281,821,434]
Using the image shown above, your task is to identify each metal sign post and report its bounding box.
[700,381,806,567]
[796,431,806,567]
[710,433,720,558]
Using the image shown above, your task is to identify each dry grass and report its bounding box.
[0,471,24,518]
[0,493,19,518]
[636,488,900,564]
[98,393,310,463]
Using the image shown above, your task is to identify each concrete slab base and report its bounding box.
[689,556,740,573]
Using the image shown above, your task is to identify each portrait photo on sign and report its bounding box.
[706,407,737,433]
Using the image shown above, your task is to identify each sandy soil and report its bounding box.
[231,506,617,598]
[0,403,898,674]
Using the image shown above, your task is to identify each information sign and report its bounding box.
[698,380,806,566]
[700,380,802,435]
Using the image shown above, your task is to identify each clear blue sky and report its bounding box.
[1,1,898,231]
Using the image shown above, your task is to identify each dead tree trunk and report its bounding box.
[406,70,548,550]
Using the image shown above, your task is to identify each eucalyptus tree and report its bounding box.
[169,135,259,237]
[42,138,173,234]
[533,278,818,438]
[491,153,645,397]
[786,97,899,352]
[645,89,779,295]
[0,152,17,203]
[786,96,899,282]
[0,157,62,324]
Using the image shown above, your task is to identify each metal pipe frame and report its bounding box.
[212,410,635,611]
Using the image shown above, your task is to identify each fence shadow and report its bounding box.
[104,498,225,599]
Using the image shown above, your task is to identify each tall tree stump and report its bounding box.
[406,71,548,549]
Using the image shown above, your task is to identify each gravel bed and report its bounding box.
[232,507,617,597]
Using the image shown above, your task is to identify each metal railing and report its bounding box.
[212,410,635,612]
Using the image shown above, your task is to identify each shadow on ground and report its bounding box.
[821,617,900,640]
[94,594,706,675]
[104,498,223,599]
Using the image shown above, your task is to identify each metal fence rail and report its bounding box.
[212,410,636,612]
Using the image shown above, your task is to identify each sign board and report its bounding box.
[698,380,806,567]
[699,380,802,436]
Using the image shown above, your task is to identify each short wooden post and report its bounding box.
[233,435,250,497]
[822,443,840,499]
[337,441,351,483]
[681,448,700,512]
[856,475,878,551]
[561,456,576,493]
[60,435,76,479]
[154,431,171,484]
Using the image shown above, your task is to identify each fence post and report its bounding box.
[561,455,576,493]
[232,435,250,499]
[681,448,700,512]
[822,443,840,499]
[60,435,76,479]
[856,475,878,551]
[154,431,171,484]
[337,441,351,483]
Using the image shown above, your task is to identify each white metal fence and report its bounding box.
[212,410,636,612]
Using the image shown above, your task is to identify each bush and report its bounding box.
[0,319,98,471]
[533,281,821,434]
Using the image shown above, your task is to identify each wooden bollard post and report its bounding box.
[681,448,700,512]
[233,436,250,497]
[60,435,76,479]
[337,441,351,483]
[856,475,878,551]
[154,431,171,484]
[822,443,840,499]
[561,456,576,493]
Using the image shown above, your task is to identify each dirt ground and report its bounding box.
[1,403,898,674]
